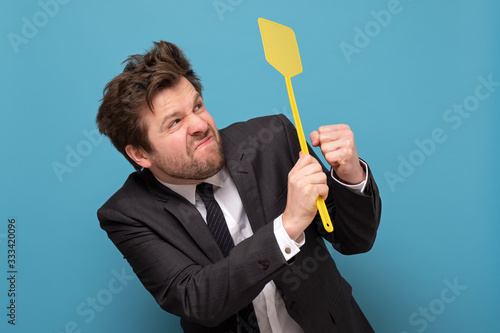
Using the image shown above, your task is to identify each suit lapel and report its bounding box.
[141,169,224,263]
[225,157,267,233]
[220,127,267,232]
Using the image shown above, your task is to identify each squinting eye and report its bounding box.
[194,103,203,111]
[169,119,180,128]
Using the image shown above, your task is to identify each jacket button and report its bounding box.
[258,260,269,270]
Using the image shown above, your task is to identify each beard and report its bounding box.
[151,127,225,182]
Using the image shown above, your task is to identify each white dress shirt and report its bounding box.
[156,160,368,333]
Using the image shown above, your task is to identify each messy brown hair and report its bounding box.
[96,41,203,170]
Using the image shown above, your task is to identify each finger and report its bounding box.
[307,171,327,185]
[324,150,347,167]
[290,164,324,186]
[303,182,329,200]
[293,159,326,179]
[290,155,314,179]
[301,162,325,178]
[324,146,357,165]
[294,155,323,174]
[319,138,355,155]
[289,160,325,187]
[309,130,320,147]
[318,125,353,144]
[294,152,317,167]
[316,184,329,200]
[301,181,329,203]
[294,152,307,169]
[318,124,351,134]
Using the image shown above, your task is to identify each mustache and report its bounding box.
[190,126,218,148]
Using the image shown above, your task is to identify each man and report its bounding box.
[96,41,381,332]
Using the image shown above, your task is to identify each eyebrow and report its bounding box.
[158,92,202,131]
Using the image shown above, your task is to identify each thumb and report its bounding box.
[310,130,320,147]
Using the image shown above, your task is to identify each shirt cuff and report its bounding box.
[273,215,304,261]
[330,159,369,194]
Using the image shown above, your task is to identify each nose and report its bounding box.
[187,113,208,136]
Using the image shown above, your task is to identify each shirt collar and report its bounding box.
[154,167,228,205]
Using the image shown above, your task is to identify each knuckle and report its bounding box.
[320,173,327,183]
[322,186,330,197]
[304,154,314,164]
[303,183,313,195]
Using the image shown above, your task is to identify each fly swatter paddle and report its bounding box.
[258,18,333,233]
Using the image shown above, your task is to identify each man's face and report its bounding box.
[137,77,224,184]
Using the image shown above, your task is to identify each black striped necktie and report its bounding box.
[196,182,235,257]
[196,182,260,332]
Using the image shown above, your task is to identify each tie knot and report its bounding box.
[196,182,215,203]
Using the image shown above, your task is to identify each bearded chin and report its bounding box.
[186,154,225,180]
[156,141,225,181]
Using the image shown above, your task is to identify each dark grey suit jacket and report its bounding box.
[98,114,382,332]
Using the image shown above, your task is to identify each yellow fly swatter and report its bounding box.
[258,18,333,233]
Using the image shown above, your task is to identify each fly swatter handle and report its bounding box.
[285,77,334,233]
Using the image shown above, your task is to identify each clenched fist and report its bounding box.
[310,124,365,185]
[282,153,329,241]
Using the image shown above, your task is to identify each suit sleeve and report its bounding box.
[277,114,382,255]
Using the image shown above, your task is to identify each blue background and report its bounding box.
[1,0,499,332]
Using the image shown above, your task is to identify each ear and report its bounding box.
[125,144,152,169]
